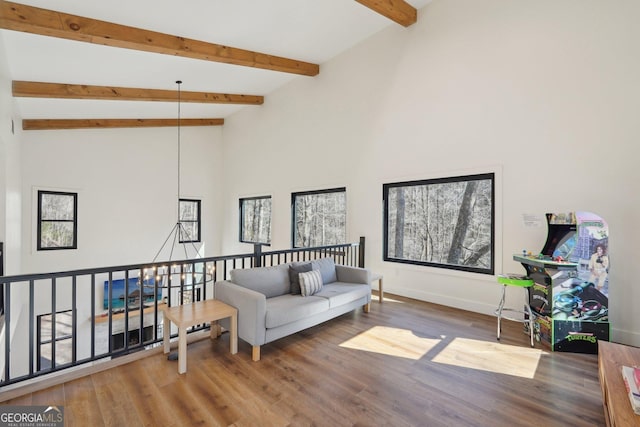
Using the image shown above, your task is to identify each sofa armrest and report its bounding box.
[215,280,267,346]
[335,265,371,285]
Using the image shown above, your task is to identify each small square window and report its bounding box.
[179,199,201,243]
[291,188,346,248]
[38,191,78,250]
[239,196,272,244]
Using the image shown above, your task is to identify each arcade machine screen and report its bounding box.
[541,213,577,261]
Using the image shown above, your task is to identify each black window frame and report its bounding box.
[291,187,347,248]
[179,198,201,243]
[37,190,78,251]
[36,309,74,371]
[383,173,495,275]
[239,195,272,245]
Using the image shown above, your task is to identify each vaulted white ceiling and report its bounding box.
[1,0,431,128]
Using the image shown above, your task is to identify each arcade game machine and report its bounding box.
[513,212,610,353]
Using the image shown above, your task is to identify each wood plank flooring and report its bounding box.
[1,293,606,426]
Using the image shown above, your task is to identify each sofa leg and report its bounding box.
[210,321,222,339]
[363,303,370,313]
[252,346,261,362]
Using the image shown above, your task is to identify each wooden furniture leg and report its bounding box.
[162,299,238,374]
[371,273,384,303]
[163,311,171,354]
[252,346,260,362]
[230,312,238,354]
[210,321,218,339]
[178,327,187,374]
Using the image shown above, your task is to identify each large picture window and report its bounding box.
[38,190,78,250]
[383,173,494,275]
[239,196,272,244]
[292,187,346,248]
[179,199,201,243]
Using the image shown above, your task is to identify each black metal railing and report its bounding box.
[0,238,364,387]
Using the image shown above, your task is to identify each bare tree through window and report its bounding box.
[383,174,494,274]
[38,190,78,250]
[292,188,346,248]
[240,196,272,244]
[179,199,201,243]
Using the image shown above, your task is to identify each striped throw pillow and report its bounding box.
[299,270,323,297]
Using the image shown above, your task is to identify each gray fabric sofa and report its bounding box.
[215,257,371,361]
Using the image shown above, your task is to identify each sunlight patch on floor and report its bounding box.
[339,326,440,360]
[432,337,543,378]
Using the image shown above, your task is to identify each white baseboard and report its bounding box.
[389,286,640,348]
[611,328,640,347]
[390,286,497,317]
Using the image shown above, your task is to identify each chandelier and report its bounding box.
[139,81,213,305]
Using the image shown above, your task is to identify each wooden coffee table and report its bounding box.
[163,299,237,374]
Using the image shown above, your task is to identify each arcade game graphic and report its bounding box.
[551,211,608,322]
[513,211,610,353]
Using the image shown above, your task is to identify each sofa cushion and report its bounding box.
[299,269,323,297]
[288,262,313,295]
[230,264,290,298]
[314,282,371,308]
[311,257,338,284]
[265,294,329,329]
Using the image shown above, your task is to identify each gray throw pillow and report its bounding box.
[299,270,323,297]
[289,263,312,294]
[311,257,338,284]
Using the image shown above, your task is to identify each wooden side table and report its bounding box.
[598,340,640,426]
[163,299,237,374]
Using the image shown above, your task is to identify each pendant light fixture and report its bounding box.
[151,80,195,263]
[141,81,213,303]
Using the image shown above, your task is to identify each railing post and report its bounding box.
[358,236,366,268]
[253,244,263,268]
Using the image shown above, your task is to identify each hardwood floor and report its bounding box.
[2,293,605,426]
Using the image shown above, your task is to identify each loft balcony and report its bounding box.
[0,240,364,389]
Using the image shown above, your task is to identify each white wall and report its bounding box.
[1,30,225,378]
[20,125,224,273]
[0,31,22,276]
[220,0,640,345]
[4,124,224,377]
[0,30,25,378]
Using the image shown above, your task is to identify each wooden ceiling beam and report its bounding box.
[13,81,264,105]
[22,118,224,131]
[0,0,319,76]
[355,0,417,27]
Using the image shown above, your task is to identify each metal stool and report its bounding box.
[496,274,534,347]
